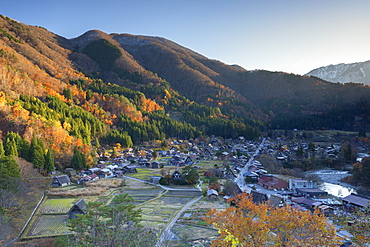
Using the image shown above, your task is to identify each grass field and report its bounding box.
[127,168,162,180]
[39,198,76,214]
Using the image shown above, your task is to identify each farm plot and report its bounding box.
[131,195,157,205]
[172,223,218,242]
[26,215,69,237]
[157,196,195,205]
[127,168,161,180]
[132,195,157,201]
[166,190,202,197]
[39,198,76,214]
[123,189,164,196]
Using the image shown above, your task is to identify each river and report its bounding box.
[308,170,357,197]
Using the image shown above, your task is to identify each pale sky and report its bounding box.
[2,0,370,75]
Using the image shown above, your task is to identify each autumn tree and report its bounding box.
[350,157,370,187]
[205,193,339,247]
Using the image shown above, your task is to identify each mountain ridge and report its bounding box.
[1,14,370,140]
[306,60,370,85]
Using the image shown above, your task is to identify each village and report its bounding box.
[20,130,370,246]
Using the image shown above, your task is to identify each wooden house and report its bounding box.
[172,170,184,181]
[151,162,160,169]
[68,199,87,219]
[184,156,193,165]
[268,194,284,207]
[251,190,268,205]
[207,189,219,201]
[51,175,71,187]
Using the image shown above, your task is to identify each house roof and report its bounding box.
[251,190,268,204]
[296,188,327,194]
[342,194,370,207]
[68,199,87,214]
[259,176,289,189]
[243,171,259,177]
[292,198,322,207]
[268,194,284,207]
[207,189,218,196]
[53,175,70,185]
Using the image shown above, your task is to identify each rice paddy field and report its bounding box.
[26,215,69,237]
[23,177,204,242]
[38,198,76,214]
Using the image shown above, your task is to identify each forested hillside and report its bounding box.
[0,14,370,171]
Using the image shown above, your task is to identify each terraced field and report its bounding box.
[38,198,76,214]
[27,215,69,237]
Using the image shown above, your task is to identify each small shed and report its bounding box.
[51,175,71,187]
[68,199,87,219]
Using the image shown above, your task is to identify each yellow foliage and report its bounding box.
[205,193,340,247]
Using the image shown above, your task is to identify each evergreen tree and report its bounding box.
[86,89,93,101]
[29,135,45,170]
[0,140,4,158]
[44,149,55,173]
[71,148,86,170]
[343,143,353,162]
[296,146,304,158]
[95,137,100,148]
[182,166,199,184]
[0,156,20,177]
[63,88,73,100]
[4,137,18,157]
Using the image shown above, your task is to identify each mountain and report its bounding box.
[306,60,370,85]
[0,13,370,167]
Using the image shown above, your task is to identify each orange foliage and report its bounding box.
[141,98,163,112]
[205,193,339,247]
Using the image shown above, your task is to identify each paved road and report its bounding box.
[235,138,266,192]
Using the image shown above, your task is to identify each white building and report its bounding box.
[289,179,317,192]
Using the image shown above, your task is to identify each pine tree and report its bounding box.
[29,135,45,170]
[44,149,55,173]
[0,140,5,158]
[63,88,73,100]
[0,156,20,177]
[4,137,18,157]
[71,148,86,170]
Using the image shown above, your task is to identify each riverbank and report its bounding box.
[306,169,355,188]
